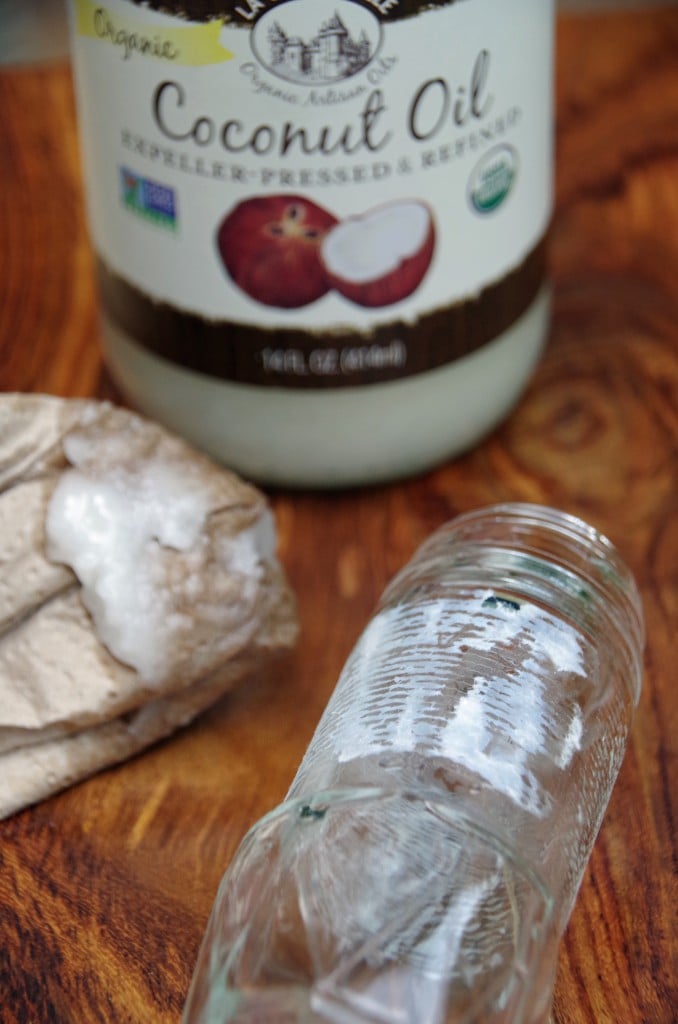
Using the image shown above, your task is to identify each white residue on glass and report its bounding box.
[314,593,585,817]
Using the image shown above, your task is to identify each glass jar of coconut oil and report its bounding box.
[68,0,554,487]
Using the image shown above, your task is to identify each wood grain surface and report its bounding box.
[1,8,677,1023]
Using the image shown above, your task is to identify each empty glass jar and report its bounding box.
[183,503,644,1023]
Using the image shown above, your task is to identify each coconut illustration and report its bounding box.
[320,199,435,308]
[217,195,338,309]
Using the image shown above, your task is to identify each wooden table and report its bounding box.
[1,8,676,1023]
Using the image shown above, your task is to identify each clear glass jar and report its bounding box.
[183,503,645,1023]
[67,0,554,487]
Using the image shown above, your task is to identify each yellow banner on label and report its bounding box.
[74,0,233,66]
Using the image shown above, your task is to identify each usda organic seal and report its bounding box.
[469,144,519,214]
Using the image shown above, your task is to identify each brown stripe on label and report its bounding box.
[97,239,546,389]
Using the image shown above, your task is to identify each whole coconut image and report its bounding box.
[216,195,338,309]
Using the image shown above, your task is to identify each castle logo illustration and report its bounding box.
[252,1,382,86]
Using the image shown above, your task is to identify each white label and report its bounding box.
[68,0,554,379]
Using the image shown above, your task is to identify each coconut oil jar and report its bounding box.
[68,0,554,487]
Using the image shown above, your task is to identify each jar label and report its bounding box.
[69,0,554,389]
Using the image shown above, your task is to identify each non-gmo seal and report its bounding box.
[469,144,518,214]
[251,0,382,86]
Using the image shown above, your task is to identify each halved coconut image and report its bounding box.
[320,199,435,308]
